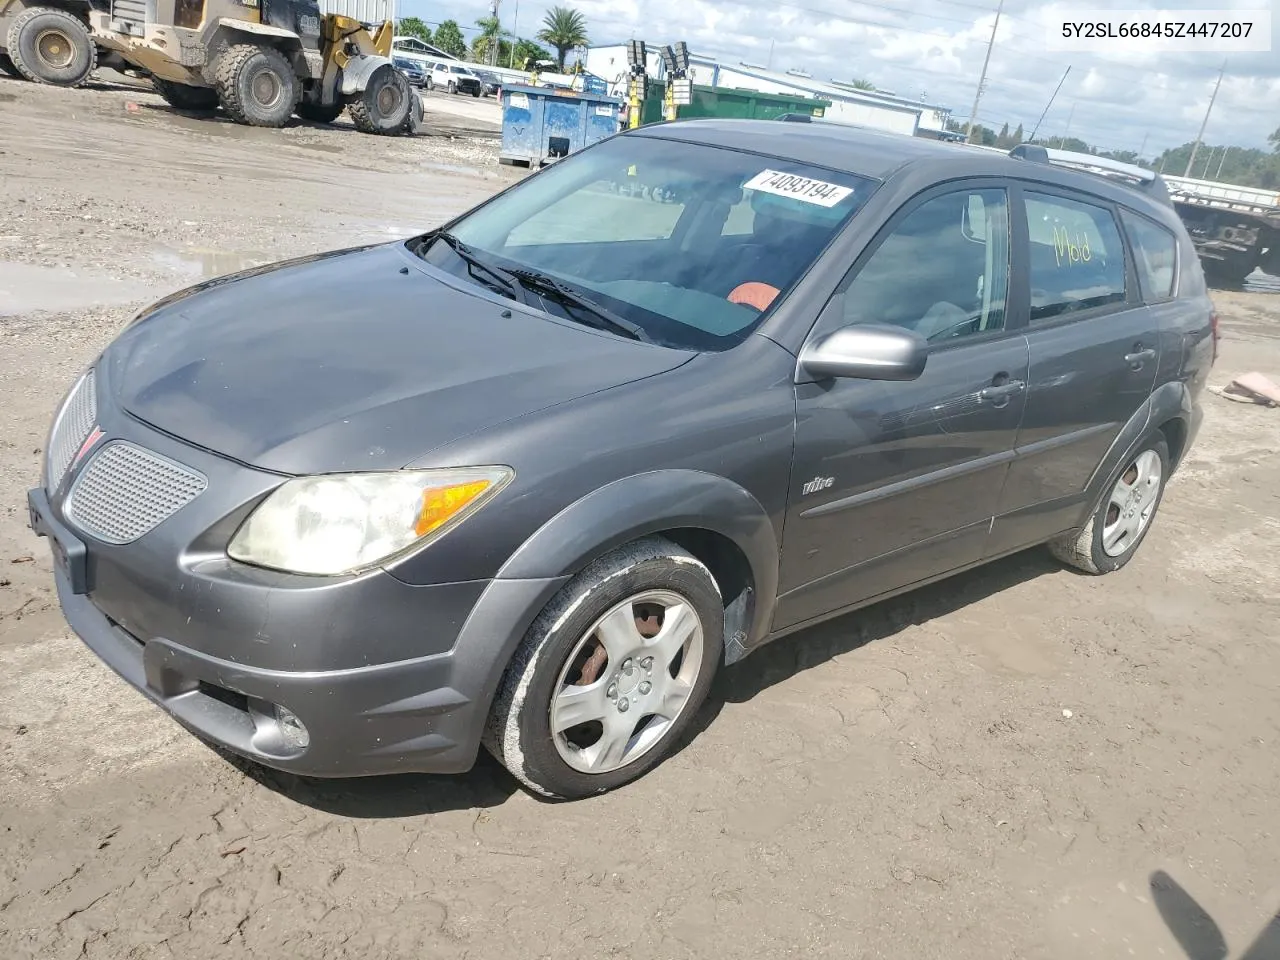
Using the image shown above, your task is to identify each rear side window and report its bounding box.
[1121,210,1177,300]
[1024,192,1127,323]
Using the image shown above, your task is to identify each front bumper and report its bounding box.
[29,483,566,777]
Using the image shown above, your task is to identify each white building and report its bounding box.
[584,45,952,139]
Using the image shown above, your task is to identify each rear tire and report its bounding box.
[214,43,298,128]
[1049,434,1170,575]
[6,7,96,87]
[484,536,723,800]
[295,99,345,124]
[152,77,218,112]
[348,64,412,135]
[0,52,20,78]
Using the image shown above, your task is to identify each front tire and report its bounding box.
[348,64,412,135]
[6,7,96,87]
[1049,434,1170,574]
[484,536,723,800]
[214,43,298,128]
[152,77,218,112]
[447,80,456,94]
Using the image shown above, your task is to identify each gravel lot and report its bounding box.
[2,72,1279,960]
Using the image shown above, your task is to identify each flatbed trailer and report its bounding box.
[1163,174,1280,283]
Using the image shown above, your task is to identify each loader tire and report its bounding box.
[0,52,20,78]
[295,100,345,124]
[348,63,412,135]
[215,43,298,128]
[152,77,218,112]
[6,7,96,87]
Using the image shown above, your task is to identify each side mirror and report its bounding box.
[797,323,928,382]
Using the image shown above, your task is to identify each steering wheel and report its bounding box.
[926,315,982,342]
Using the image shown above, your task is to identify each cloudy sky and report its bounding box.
[401,0,1280,158]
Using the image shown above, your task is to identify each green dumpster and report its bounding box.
[639,84,829,125]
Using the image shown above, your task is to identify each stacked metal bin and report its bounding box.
[499,84,623,167]
[639,84,830,125]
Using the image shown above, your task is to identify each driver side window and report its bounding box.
[842,187,1010,343]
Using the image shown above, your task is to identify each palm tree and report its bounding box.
[848,78,876,91]
[536,6,588,71]
[473,15,506,66]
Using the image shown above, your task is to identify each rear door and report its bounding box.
[987,185,1161,555]
[775,181,1030,631]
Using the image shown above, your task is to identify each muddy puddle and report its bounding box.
[0,262,163,316]
[149,247,275,280]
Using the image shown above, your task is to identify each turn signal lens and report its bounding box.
[416,480,493,537]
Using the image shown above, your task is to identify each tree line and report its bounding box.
[396,5,589,72]
[945,120,1280,190]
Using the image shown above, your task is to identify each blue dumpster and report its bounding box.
[500,84,622,167]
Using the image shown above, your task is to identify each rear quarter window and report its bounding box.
[1024,191,1127,323]
[1120,209,1177,301]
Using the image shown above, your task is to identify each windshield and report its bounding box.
[428,135,878,350]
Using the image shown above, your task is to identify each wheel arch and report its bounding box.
[496,469,781,662]
[1079,379,1193,522]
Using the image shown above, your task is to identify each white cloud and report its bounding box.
[403,0,1280,155]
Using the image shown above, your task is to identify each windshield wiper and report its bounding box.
[505,268,651,342]
[426,232,528,303]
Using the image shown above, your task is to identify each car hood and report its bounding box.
[105,242,692,474]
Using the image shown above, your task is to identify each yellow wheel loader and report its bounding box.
[87,0,422,134]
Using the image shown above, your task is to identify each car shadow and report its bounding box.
[210,742,518,818]
[678,546,1063,746]
[1150,869,1280,960]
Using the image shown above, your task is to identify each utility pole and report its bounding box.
[767,38,775,71]
[509,0,519,68]
[1184,59,1226,177]
[488,0,500,66]
[1137,131,1149,161]
[1062,101,1075,144]
[1029,64,1070,142]
[964,0,1004,143]
[1216,145,1230,179]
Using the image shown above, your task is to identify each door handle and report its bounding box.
[1125,347,1156,369]
[979,380,1026,403]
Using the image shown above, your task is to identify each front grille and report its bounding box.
[46,370,97,493]
[66,442,207,544]
[110,0,147,30]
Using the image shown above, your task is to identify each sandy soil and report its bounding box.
[2,73,1279,960]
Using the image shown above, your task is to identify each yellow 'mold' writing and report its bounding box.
[1053,225,1092,266]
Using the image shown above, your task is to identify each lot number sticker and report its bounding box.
[743,169,853,207]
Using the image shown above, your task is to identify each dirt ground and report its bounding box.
[2,74,1279,960]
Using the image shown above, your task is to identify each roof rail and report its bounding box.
[1009,143,1171,206]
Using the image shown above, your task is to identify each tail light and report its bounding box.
[1209,307,1220,365]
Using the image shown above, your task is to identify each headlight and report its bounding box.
[227,467,513,576]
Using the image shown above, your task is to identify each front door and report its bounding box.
[988,187,1162,555]
[775,183,1029,631]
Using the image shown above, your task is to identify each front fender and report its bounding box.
[496,469,780,649]
[340,53,391,95]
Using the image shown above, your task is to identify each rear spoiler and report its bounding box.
[1009,143,1172,206]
